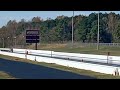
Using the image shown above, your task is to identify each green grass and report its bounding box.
[52,46,120,56]
[0,71,15,79]
[0,54,120,79]
[28,43,120,56]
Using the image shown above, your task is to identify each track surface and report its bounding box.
[0,58,95,79]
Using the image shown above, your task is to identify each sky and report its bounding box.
[0,11,120,28]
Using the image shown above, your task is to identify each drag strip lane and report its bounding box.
[0,58,95,79]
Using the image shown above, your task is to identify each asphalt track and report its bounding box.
[0,58,95,79]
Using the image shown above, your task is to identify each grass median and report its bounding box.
[0,71,15,79]
[28,43,120,56]
[0,54,120,79]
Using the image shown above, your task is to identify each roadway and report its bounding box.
[0,58,95,79]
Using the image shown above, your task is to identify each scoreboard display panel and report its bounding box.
[26,30,39,43]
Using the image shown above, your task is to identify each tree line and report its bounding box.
[0,12,120,48]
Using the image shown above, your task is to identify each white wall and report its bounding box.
[12,48,120,65]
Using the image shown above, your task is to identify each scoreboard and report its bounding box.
[26,30,40,43]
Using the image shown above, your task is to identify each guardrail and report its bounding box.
[11,48,120,65]
[1,48,120,64]
[0,48,11,52]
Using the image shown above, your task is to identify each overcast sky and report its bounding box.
[0,11,120,28]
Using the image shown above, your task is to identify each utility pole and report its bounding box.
[23,36,25,49]
[97,11,100,50]
[2,38,4,48]
[72,11,74,47]
[35,35,37,50]
[14,37,16,48]
[8,37,9,48]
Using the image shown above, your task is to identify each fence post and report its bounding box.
[51,51,52,57]
[107,52,110,64]
[35,56,36,61]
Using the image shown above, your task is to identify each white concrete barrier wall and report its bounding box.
[1,48,120,63]
[0,50,120,75]
[12,48,120,65]
[1,48,120,65]
[13,48,52,57]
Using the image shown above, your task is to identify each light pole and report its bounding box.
[72,11,74,47]
[97,11,100,50]
[14,37,16,48]
[23,36,25,48]
[8,37,9,48]
[2,38,4,48]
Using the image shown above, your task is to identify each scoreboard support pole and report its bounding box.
[35,36,37,50]
[35,42,37,50]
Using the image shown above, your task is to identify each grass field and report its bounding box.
[28,43,120,56]
[0,71,15,79]
[0,54,120,79]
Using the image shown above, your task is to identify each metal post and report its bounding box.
[14,37,16,48]
[15,38,16,48]
[107,55,109,64]
[2,38,4,48]
[97,11,100,50]
[72,11,74,47]
[35,35,37,50]
[23,36,24,48]
[51,51,52,57]
[35,43,37,50]
[8,37,9,48]
[107,52,110,64]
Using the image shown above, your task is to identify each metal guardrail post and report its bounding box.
[107,52,110,64]
[51,51,52,57]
